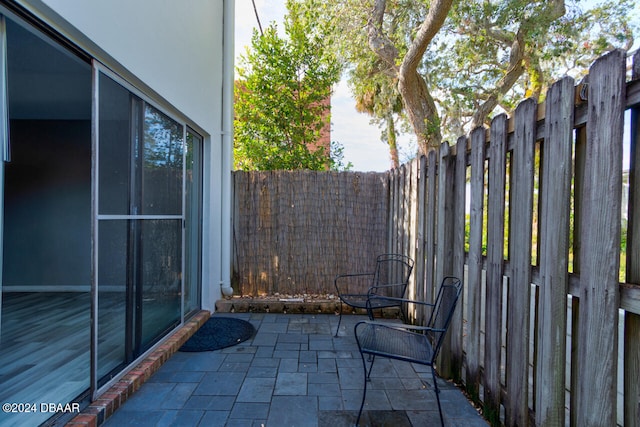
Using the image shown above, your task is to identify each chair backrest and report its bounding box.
[426,276,462,358]
[373,253,414,297]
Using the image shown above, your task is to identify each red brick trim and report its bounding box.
[66,310,211,426]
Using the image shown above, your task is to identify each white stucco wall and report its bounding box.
[14,0,234,310]
[17,0,223,135]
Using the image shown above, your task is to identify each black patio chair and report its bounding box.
[333,254,414,337]
[353,276,462,427]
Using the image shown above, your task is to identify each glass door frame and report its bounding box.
[185,127,203,317]
[0,14,6,344]
[92,61,199,398]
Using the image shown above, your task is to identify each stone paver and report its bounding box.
[102,313,487,427]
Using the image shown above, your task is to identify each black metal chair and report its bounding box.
[333,254,414,337]
[354,276,462,427]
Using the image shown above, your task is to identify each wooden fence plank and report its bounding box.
[451,136,468,381]
[505,98,536,426]
[414,155,427,320]
[484,114,508,424]
[466,126,486,400]
[436,143,455,286]
[425,151,438,305]
[625,48,640,427]
[397,166,406,257]
[408,158,419,301]
[535,76,575,426]
[575,49,626,427]
[402,164,411,259]
[437,142,457,377]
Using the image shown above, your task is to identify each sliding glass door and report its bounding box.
[96,72,185,386]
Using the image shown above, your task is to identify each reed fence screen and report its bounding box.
[231,49,640,426]
[232,170,389,296]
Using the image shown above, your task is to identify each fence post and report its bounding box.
[505,98,537,426]
[484,114,508,424]
[575,49,625,426]
[465,126,486,401]
[535,76,575,426]
[625,49,640,427]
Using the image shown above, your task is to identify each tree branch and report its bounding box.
[471,32,525,127]
[400,0,454,75]
[367,0,399,70]
[471,0,566,127]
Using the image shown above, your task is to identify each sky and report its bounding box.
[234,0,410,172]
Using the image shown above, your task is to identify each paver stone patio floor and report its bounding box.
[102,312,488,427]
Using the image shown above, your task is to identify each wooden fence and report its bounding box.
[231,49,640,426]
[389,49,640,426]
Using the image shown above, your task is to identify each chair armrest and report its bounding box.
[365,295,436,308]
[355,319,445,334]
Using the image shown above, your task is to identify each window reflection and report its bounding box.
[142,105,183,215]
[99,87,184,216]
[140,219,182,347]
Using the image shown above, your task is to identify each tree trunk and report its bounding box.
[367,0,451,155]
[397,0,452,153]
[398,69,441,153]
[386,114,399,168]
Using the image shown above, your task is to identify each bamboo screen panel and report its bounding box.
[232,170,389,296]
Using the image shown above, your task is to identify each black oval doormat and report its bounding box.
[179,317,256,352]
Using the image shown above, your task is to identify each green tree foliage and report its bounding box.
[309,0,636,154]
[234,0,344,170]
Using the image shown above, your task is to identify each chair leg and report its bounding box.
[356,351,369,426]
[432,367,444,427]
[365,355,375,380]
[335,302,343,337]
[399,303,407,323]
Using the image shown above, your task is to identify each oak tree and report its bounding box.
[310,0,636,154]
